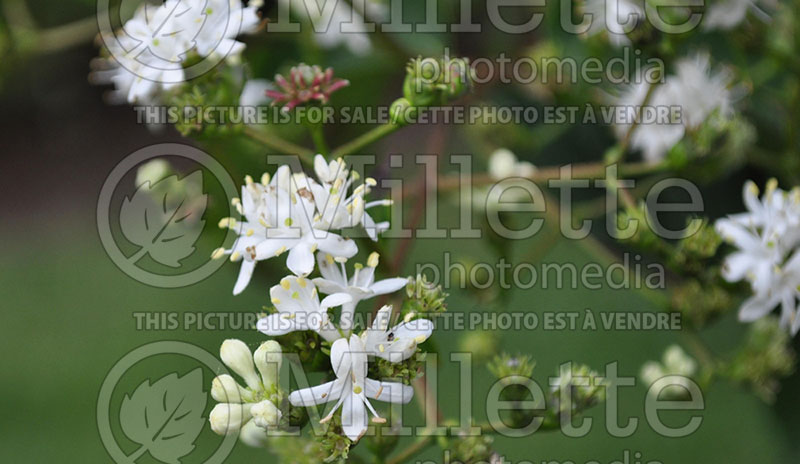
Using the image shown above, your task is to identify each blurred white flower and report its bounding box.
[610,54,735,163]
[716,180,800,333]
[92,0,262,104]
[580,0,644,47]
[640,345,697,399]
[703,0,770,31]
[209,339,283,444]
[488,148,536,180]
[289,335,413,442]
[239,78,273,107]
[257,276,352,341]
[282,0,386,55]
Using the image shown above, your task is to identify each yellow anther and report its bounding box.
[415,335,427,343]
[284,218,293,227]
[271,298,281,304]
[310,243,318,253]
[334,256,348,264]
[367,252,380,268]
[211,248,226,260]
[246,229,254,237]
[325,254,335,265]
[245,175,254,185]
[378,344,385,353]
[353,385,363,394]
[280,279,291,290]
[275,246,287,256]
[354,263,364,270]
[230,251,241,262]
[365,177,377,186]
[297,277,307,288]
[259,218,269,227]
[261,172,271,185]
[291,291,299,299]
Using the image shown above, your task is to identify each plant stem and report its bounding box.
[433,160,663,193]
[243,126,315,164]
[309,124,329,156]
[386,437,434,464]
[330,123,401,158]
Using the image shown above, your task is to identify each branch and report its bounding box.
[243,126,315,164]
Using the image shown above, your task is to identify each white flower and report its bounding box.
[580,0,644,47]
[360,305,433,361]
[488,148,536,180]
[313,252,408,330]
[92,0,262,104]
[189,0,263,61]
[257,276,352,342]
[283,0,386,55]
[209,340,283,443]
[703,0,770,31]
[289,335,413,442]
[239,78,273,107]
[610,54,735,163]
[214,165,359,294]
[640,345,697,399]
[716,180,800,333]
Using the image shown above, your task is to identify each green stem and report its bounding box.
[329,123,401,158]
[243,126,315,165]
[309,124,329,156]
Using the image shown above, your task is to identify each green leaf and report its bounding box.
[119,368,208,464]
[120,171,207,268]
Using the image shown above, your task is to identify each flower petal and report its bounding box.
[257,313,307,336]
[365,379,414,404]
[289,380,344,406]
[312,277,348,295]
[287,243,315,276]
[392,319,434,342]
[320,292,353,310]
[315,232,358,258]
[369,277,409,296]
[341,393,367,442]
[330,337,352,379]
[738,294,778,322]
[233,259,256,295]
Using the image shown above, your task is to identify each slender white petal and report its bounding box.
[233,259,256,295]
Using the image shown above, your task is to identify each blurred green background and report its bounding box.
[2,0,800,462]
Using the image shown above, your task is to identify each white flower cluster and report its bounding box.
[209,339,283,446]
[210,155,434,443]
[640,345,697,399]
[716,180,800,334]
[611,53,735,163]
[91,0,262,104]
[213,155,392,295]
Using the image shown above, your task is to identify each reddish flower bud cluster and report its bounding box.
[266,64,349,111]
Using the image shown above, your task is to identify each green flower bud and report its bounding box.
[389,97,414,126]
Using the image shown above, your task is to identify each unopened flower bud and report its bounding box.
[209,403,252,435]
[220,339,261,390]
[389,98,413,126]
[211,374,248,403]
[239,420,269,448]
[250,400,282,428]
[254,340,282,389]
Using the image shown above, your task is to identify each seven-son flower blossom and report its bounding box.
[289,335,414,442]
